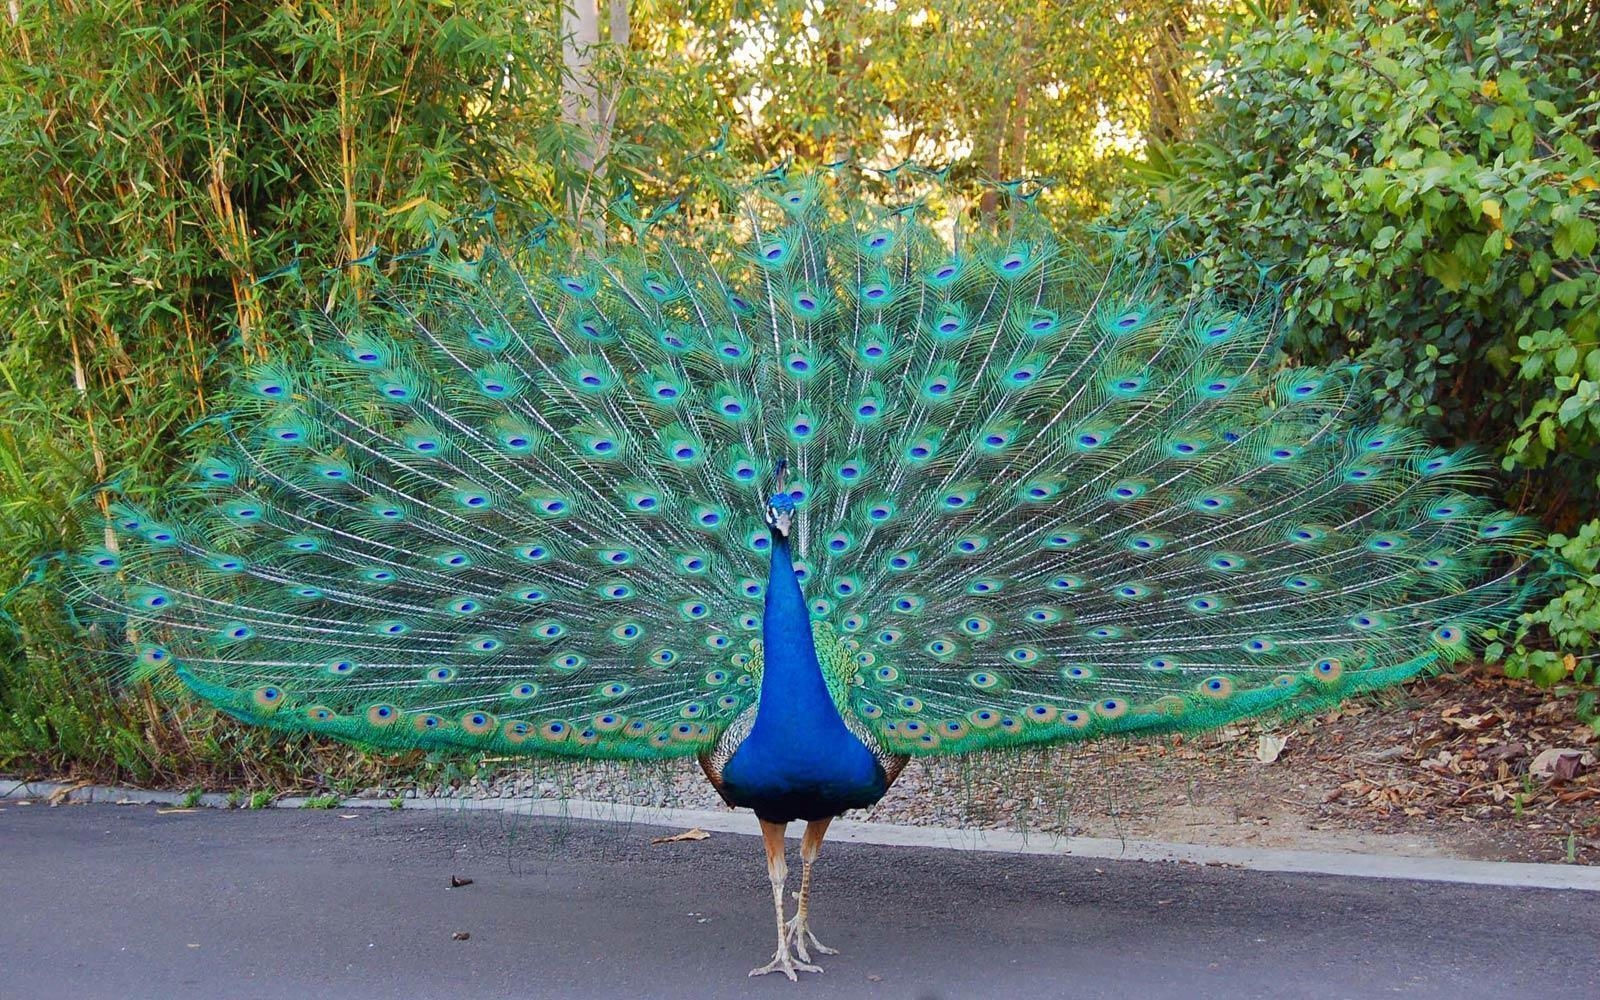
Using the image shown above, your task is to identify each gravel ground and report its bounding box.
[366,740,1380,850]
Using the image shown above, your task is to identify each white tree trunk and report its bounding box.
[561,0,602,175]
[609,0,629,51]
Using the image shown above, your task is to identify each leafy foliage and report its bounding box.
[1120,0,1600,690]
[633,0,1201,213]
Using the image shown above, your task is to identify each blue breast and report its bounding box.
[720,707,888,823]
[717,532,889,823]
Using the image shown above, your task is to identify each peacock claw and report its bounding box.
[785,914,839,962]
[749,946,823,981]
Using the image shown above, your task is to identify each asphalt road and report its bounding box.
[1,803,1595,1000]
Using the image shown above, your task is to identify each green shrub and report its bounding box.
[1121,0,1600,690]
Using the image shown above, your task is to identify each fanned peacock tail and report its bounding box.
[60,175,1537,763]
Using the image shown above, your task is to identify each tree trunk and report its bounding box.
[1008,15,1032,178]
[1146,3,1189,146]
[561,0,603,227]
[596,0,629,173]
[609,0,629,49]
[977,100,1009,217]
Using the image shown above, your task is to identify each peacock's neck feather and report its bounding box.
[752,534,846,736]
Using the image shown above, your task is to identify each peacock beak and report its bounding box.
[767,506,793,538]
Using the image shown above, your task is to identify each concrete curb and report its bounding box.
[5,778,1597,892]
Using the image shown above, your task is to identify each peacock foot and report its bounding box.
[784,913,839,962]
[749,942,823,981]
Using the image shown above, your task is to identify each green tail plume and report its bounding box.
[56,174,1538,762]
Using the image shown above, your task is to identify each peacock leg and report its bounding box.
[785,817,839,961]
[749,818,822,980]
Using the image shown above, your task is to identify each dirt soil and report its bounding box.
[955,665,1600,865]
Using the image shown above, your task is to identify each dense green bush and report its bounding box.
[1123,0,1600,692]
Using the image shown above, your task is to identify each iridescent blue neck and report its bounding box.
[753,533,835,732]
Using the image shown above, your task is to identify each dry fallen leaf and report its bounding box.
[49,781,98,806]
[450,875,474,888]
[651,827,710,845]
[1256,734,1288,764]
[451,931,471,941]
[1531,748,1595,781]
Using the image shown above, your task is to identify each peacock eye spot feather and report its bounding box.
[52,182,1534,788]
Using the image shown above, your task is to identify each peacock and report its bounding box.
[57,173,1534,980]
